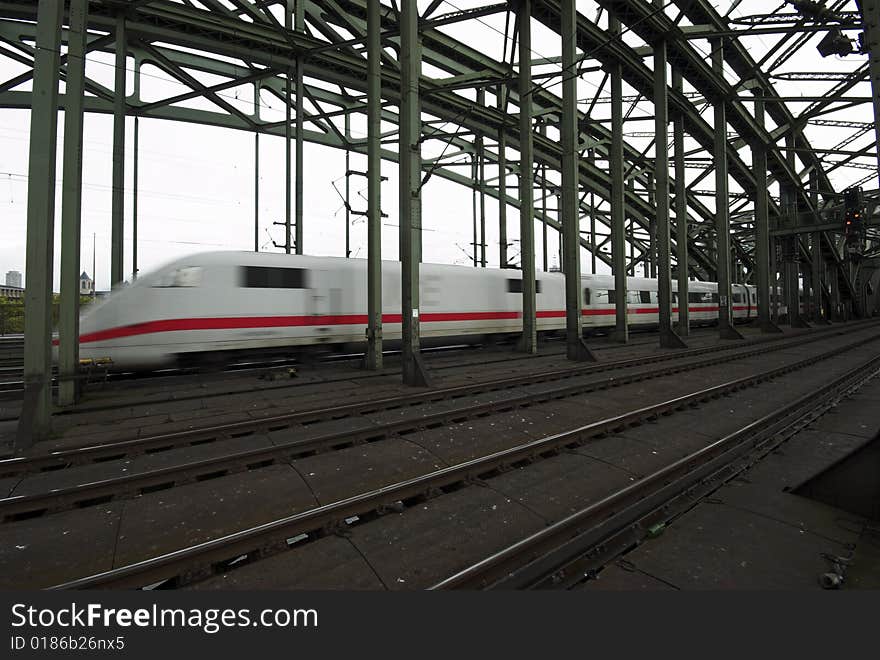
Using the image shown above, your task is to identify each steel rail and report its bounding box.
[49,330,880,589]
[1,320,870,480]
[431,356,880,590]
[2,328,847,520]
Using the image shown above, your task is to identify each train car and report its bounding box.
[70,251,759,370]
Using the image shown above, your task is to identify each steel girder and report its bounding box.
[0,0,714,276]
[598,0,856,298]
[0,0,655,272]
[0,0,857,291]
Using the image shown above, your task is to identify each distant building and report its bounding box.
[0,283,23,300]
[5,270,21,288]
[79,271,94,296]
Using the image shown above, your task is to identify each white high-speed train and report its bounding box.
[68,251,764,370]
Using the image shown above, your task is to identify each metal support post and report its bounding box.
[498,86,508,269]
[345,113,351,258]
[17,0,63,448]
[752,89,781,333]
[653,25,686,349]
[111,13,126,288]
[588,148,596,275]
[132,59,140,281]
[770,237,779,323]
[609,17,628,344]
[132,116,139,280]
[712,38,743,340]
[782,133,809,328]
[477,88,487,267]
[58,0,89,408]
[365,0,383,370]
[811,232,826,322]
[540,122,548,272]
[399,1,430,386]
[809,170,827,324]
[518,0,537,354]
[294,2,305,255]
[254,83,260,252]
[830,266,841,321]
[673,69,689,337]
[284,1,294,254]
[648,173,656,279]
[471,156,478,266]
[560,0,595,361]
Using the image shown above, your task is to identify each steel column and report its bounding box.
[782,133,808,328]
[648,174,656,279]
[58,0,89,408]
[132,59,140,281]
[609,17,628,344]
[345,112,350,258]
[17,0,63,446]
[518,0,537,354]
[399,1,429,386]
[673,68,689,337]
[652,32,687,348]
[471,156,478,266]
[284,1,293,254]
[653,22,686,349]
[365,0,383,370]
[752,89,780,333]
[477,88,486,268]
[560,0,594,361]
[712,38,742,340]
[497,85,508,269]
[809,171,826,324]
[588,148,596,275]
[294,2,304,255]
[540,122,548,273]
[254,82,260,252]
[132,115,139,280]
[111,14,126,288]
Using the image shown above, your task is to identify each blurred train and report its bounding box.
[67,252,768,370]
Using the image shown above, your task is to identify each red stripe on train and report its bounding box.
[62,304,747,345]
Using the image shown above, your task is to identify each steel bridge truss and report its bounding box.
[3,0,878,442]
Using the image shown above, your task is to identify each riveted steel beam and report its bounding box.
[518,0,537,355]
[17,0,62,448]
[365,0,382,370]
[58,0,89,408]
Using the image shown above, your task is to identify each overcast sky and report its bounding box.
[0,0,872,291]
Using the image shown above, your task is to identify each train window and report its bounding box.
[153,266,202,288]
[241,266,308,289]
[507,279,542,294]
[687,292,705,303]
[584,288,591,305]
[672,293,678,304]
[607,289,616,304]
[639,291,651,304]
[732,293,742,303]
[711,293,719,303]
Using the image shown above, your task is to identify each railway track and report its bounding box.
[37,322,880,589]
[5,320,872,460]
[430,355,880,590]
[0,323,841,409]
[0,321,875,524]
